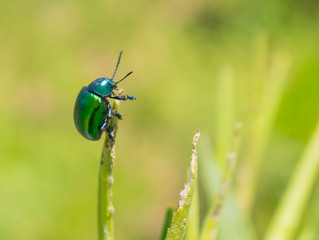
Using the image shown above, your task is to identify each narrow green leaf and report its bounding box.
[296,179,319,240]
[297,228,315,240]
[160,207,174,240]
[264,122,319,240]
[165,130,200,240]
[198,135,220,203]
[98,99,121,240]
[200,123,242,240]
[218,191,256,240]
[199,136,256,240]
[238,47,291,212]
[185,186,199,240]
[215,65,235,166]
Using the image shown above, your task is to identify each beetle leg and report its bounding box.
[100,101,112,131]
[113,110,122,120]
[108,129,115,141]
[107,101,112,119]
[110,95,126,101]
[126,95,136,100]
[110,95,136,101]
[100,121,108,131]
[100,100,117,141]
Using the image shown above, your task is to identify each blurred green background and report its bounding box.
[1,0,319,239]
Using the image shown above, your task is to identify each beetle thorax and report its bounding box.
[88,78,115,97]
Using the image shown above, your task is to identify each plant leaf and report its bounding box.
[238,50,291,211]
[264,122,319,240]
[165,130,200,240]
[200,123,242,240]
[185,186,199,240]
[160,207,174,240]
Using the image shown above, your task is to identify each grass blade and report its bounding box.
[215,65,235,166]
[238,49,291,212]
[165,129,200,240]
[160,207,174,240]
[264,122,319,240]
[185,186,199,240]
[199,136,255,240]
[296,180,319,240]
[200,123,242,240]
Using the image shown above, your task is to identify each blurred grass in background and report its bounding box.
[0,0,319,239]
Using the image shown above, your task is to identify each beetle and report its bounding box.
[74,51,136,141]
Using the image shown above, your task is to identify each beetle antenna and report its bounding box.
[115,71,133,85]
[111,51,123,80]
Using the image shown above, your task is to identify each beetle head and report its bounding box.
[87,51,133,97]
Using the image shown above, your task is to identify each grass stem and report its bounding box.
[98,100,121,240]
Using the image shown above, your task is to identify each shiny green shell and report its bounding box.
[74,87,105,140]
[88,78,115,97]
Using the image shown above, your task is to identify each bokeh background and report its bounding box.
[1,0,319,239]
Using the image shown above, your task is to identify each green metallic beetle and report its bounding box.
[74,51,136,141]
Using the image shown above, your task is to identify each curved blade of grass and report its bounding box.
[185,186,199,240]
[165,129,200,240]
[199,136,256,240]
[296,218,317,240]
[98,99,121,240]
[264,122,319,240]
[218,191,256,240]
[198,135,221,203]
[200,123,242,240]
[215,65,235,167]
[238,51,291,212]
[296,179,319,240]
[160,207,174,240]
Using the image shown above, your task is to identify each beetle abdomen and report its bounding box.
[74,87,105,140]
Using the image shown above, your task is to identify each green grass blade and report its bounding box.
[264,122,319,240]
[198,135,221,203]
[297,227,315,240]
[98,99,121,240]
[165,130,200,240]
[218,191,256,240]
[199,136,256,240]
[160,207,174,240]
[238,51,291,211]
[215,65,235,166]
[185,186,199,240]
[296,177,319,240]
[200,123,242,240]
